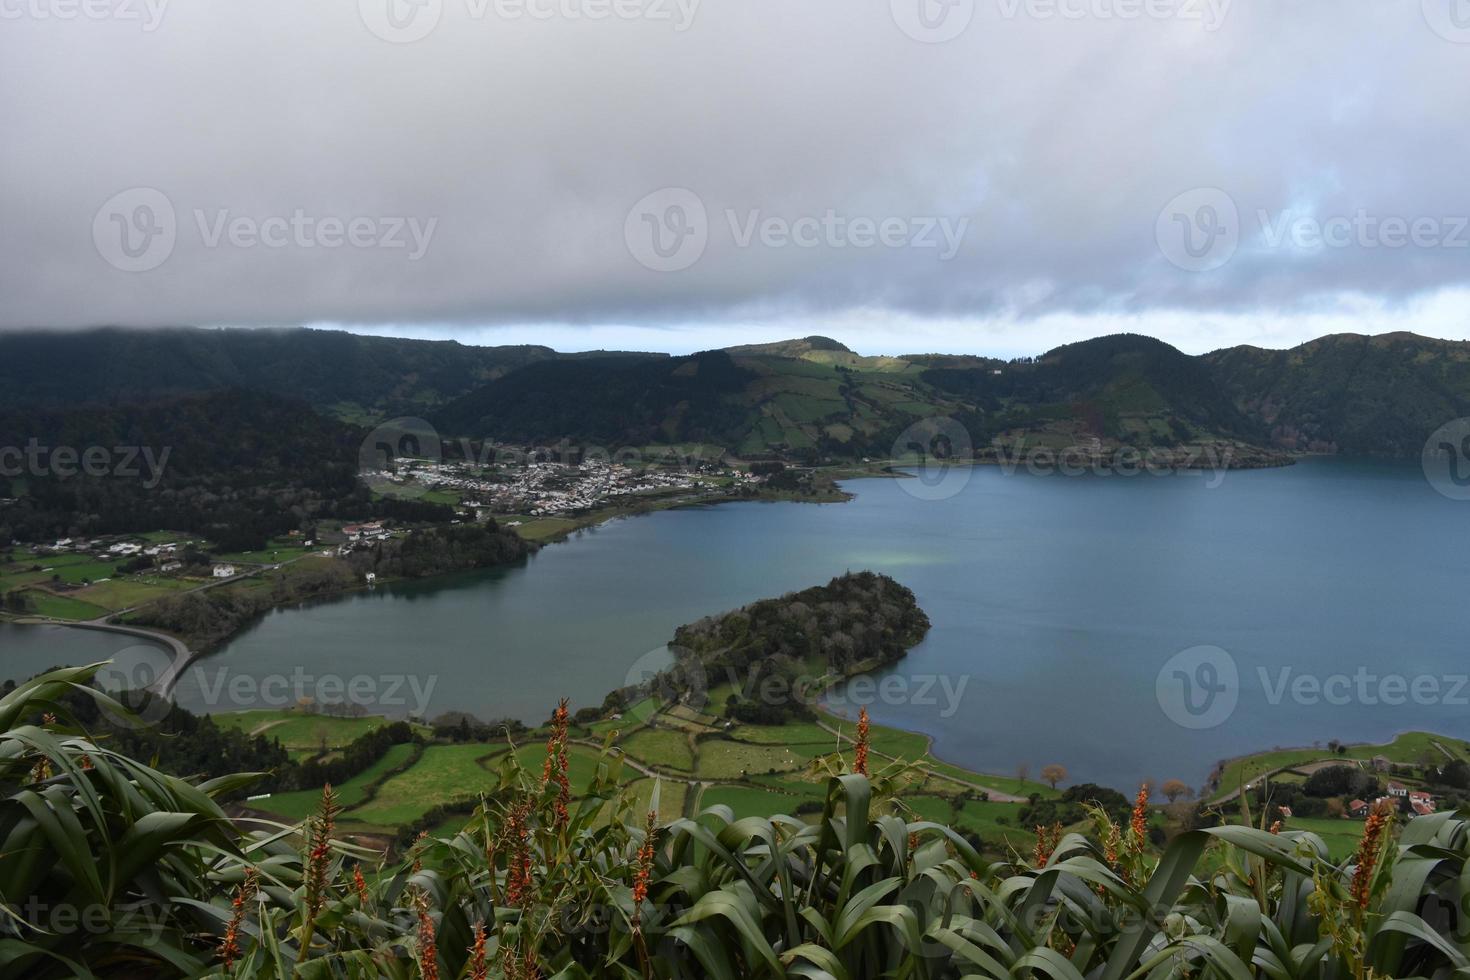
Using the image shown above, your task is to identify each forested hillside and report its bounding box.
[0,327,592,420]
[6,325,1470,460]
[1205,331,1470,455]
[0,389,449,548]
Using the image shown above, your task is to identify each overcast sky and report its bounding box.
[3,0,1468,357]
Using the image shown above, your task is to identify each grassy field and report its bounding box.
[619,728,695,771]
[502,517,580,543]
[696,783,814,820]
[259,744,420,821]
[697,738,810,779]
[923,759,1062,799]
[902,794,1033,850]
[69,577,189,611]
[20,591,109,620]
[228,692,1077,842]
[211,709,405,756]
[1274,816,1365,862]
[1211,731,1470,800]
[726,720,837,747]
[348,744,504,825]
[627,777,689,820]
[215,542,318,565]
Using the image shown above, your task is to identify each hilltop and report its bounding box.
[2,325,1467,459]
[0,326,648,423]
[1204,331,1470,455]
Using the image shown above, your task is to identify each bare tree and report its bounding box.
[1041,764,1067,789]
[1016,762,1030,785]
[1161,778,1192,803]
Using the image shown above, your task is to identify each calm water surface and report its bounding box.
[5,458,1466,789]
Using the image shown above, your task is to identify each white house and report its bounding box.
[212,564,236,578]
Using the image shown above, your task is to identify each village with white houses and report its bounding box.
[364,453,760,518]
[1349,780,1439,820]
[2,519,408,624]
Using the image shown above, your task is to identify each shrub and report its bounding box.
[1,665,1462,979]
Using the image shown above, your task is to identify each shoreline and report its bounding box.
[3,455,1433,801]
[11,610,1464,803]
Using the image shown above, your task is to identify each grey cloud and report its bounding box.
[1,0,1468,335]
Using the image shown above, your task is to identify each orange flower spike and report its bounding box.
[1033,824,1056,867]
[352,865,370,906]
[415,890,440,980]
[632,809,658,922]
[505,802,535,908]
[853,707,871,776]
[304,785,339,918]
[542,699,573,829]
[218,866,259,973]
[1350,800,1395,910]
[467,923,489,980]
[1130,784,1149,845]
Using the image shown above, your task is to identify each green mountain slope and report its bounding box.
[5,325,1467,459]
[0,327,570,421]
[438,333,1268,459]
[1204,332,1470,455]
[920,333,1264,449]
[433,347,974,458]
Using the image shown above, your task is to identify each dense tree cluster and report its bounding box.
[1,671,419,798]
[662,571,930,722]
[1019,782,1133,830]
[922,333,1257,446]
[1206,332,1470,455]
[130,561,358,651]
[348,522,528,580]
[435,350,752,445]
[673,571,930,675]
[0,326,560,417]
[0,389,466,548]
[0,390,355,547]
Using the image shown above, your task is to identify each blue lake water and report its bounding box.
[5,457,1467,790]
